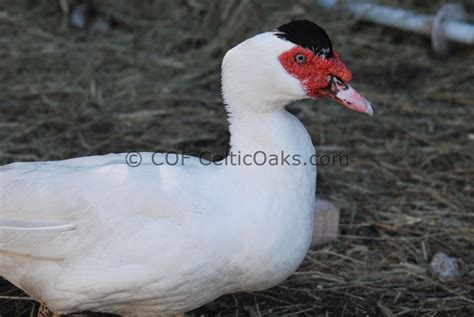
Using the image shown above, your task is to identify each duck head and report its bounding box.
[222,20,373,116]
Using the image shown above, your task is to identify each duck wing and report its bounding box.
[0,153,210,260]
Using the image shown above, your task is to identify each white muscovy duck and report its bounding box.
[0,20,373,316]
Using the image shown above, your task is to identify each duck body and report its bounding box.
[1,20,373,316]
[0,110,315,316]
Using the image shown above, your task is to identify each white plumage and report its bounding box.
[0,23,372,316]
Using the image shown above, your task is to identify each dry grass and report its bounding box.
[1,0,473,316]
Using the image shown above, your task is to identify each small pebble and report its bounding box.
[430,252,461,281]
[70,3,87,29]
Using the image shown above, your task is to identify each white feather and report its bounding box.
[0,32,316,316]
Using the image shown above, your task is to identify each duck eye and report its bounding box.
[294,53,307,64]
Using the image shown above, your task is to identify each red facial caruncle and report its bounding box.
[279,47,351,97]
[278,46,374,116]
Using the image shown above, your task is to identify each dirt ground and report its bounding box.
[0,0,473,316]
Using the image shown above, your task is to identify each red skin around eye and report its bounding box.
[278,47,352,97]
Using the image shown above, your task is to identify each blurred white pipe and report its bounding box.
[316,0,474,55]
[444,20,474,44]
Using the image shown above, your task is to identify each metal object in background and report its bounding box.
[316,0,474,56]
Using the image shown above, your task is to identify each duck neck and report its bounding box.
[225,104,315,161]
